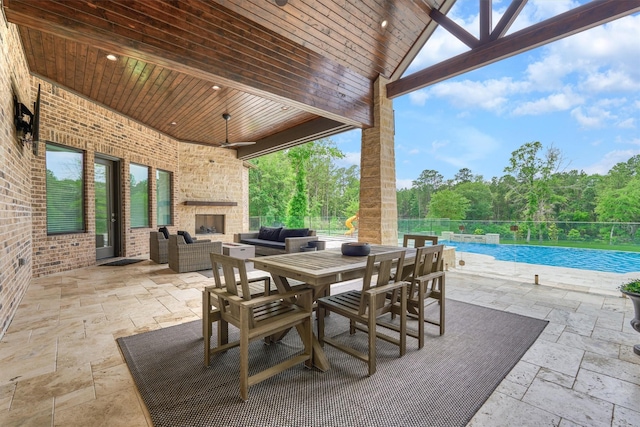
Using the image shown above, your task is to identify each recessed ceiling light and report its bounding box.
[381,20,388,29]
[281,106,289,110]
[106,54,118,61]
[212,85,220,90]
[170,121,177,126]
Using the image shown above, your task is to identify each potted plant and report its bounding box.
[620,279,640,356]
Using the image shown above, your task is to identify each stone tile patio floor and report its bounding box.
[0,243,639,426]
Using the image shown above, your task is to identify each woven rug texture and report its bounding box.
[117,300,548,427]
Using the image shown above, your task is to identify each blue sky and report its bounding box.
[332,0,640,189]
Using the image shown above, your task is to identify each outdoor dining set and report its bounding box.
[201,234,446,401]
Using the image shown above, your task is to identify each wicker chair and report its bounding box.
[168,234,222,273]
[149,231,169,264]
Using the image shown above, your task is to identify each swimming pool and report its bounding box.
[441,241,640,274]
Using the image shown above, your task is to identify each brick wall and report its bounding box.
[0,20,34,337]
[30,81,249,277]
[29,80,182,276]
[0,18,249,336]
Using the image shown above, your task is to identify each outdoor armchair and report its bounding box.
[382,244,446,349]
[168,234,222,273]
[149,231,169,264]
[205,253,313,401]
[317,249,408,376]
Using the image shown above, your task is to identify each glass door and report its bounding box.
[95,157,120,259]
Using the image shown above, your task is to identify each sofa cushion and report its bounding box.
[158,226,169,239]
[178,230,193,244]
[241,238,286,250]
[278,228,309,242]
[258,226,282,241]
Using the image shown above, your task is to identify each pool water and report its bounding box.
[441,241,640,274]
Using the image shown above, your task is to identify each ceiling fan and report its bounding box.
[218,113,256,148]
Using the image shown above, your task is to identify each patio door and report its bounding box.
[95,157,121,260]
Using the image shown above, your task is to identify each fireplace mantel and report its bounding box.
[183,201,237,206]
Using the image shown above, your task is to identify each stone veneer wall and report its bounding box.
[0,19,34,337]
[177,144,248,242]
[0,18,248,336]
[359,76,398,245]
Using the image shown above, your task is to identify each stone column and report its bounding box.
[359,76,397,245]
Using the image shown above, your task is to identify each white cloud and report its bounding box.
[524,54,575,91]
[396,178,413,190]
[571,105,618,129]
[425,78,528,111]
[582,69,640,93]
[406,3,640,119]
[513,90,583,116]
[409,149,420,155]
[617,118,636,129]
[525,0,579,23]
[334,151,360,169]
[408,90,429,106]
[431,140,449,150]
[429,127,500,172]
[582,149,640,174]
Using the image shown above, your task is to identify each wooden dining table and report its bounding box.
[250,244,416,371]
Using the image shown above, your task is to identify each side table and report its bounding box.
[222,242,255,261]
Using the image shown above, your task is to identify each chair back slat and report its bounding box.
[403,234,438,248]
[409,245,445,297]
[359,249,406,315]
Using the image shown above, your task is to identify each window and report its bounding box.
[46,143,85,234]
[156,169,172,226]
[129,163,149,228]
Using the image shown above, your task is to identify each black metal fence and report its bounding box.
[249,216,640,246]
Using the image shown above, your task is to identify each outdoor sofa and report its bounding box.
[234,226,317,256]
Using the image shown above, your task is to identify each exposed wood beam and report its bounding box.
[429,8,479,48]
[479,0,492,42]
[3,0,373,127]
[235,118,354,160]
[387,0,640,98]
[392,0,457,81]
[490,0,528,41]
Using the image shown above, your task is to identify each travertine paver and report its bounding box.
[0,243,639,426]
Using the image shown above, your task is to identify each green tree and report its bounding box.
[286,145,313,227]
[454,181,493,219]
[504,141,562,241]
[248,151,293,222]
[304,139,345,218]
[412,169,443,217]
[595,177,640,243]
[427,189,470,220]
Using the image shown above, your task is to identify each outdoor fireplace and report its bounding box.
[195,214,225,235]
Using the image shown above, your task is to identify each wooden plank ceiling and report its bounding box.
[3,0,450,158]
[5,0,638,159]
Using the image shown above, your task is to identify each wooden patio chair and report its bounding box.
[403,233,439,248]
[317,250,408,376]
[382,245,446,348]
[204,253,313,401]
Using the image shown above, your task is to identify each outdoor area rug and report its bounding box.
[99,259,145,266]
[117,300,548,427]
